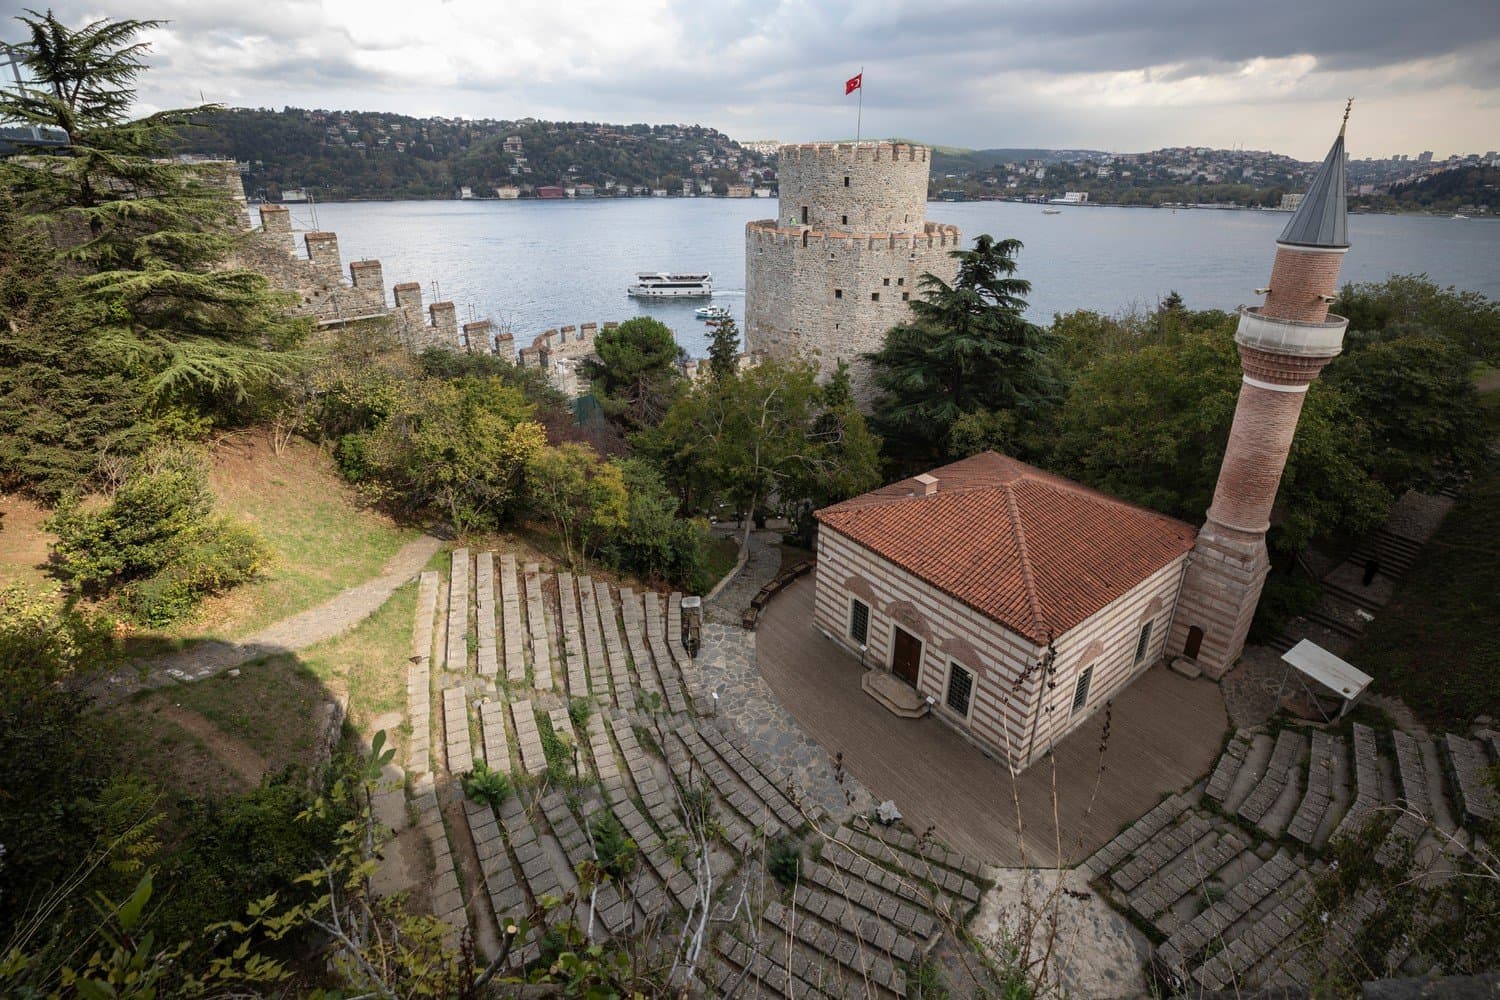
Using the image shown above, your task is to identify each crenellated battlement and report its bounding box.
[778,141,929,165]
[746,219,962,252]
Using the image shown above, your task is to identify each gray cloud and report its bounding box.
[9,0,1498,156]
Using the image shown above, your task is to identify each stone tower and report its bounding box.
[744,142,960,403]
[1168,116,1353,678]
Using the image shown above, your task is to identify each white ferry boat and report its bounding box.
[628,272,713,299]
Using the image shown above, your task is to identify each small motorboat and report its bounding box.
[695,305,731,320]
[1042,208,1062,215]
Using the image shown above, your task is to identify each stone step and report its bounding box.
[412,776,471,949]
[511,698,547,777]
[593,581,634,698]
[442,685,474,774]
[1154,848,1301,974]
[662,728,763,853]
[523,562,554,690]
[538,792,630,937]
[1334,722,1387,841]
[576,575,612,698]
[844,828,983,905]
[1288,732,1345,846]
[444,548,471,671]
[1111,813,1214,893]
[555,573,590,698]
[475,552,498,677]
[790,882,924,966]
[700,719,807,829]
[1222,733,1274,815]
[1205,733,1252,804]
[1189,871,1316,992]
[1126,830,1247,922]
[407,571,439,776]
[1081,793,1195,879]
[760,899,906,998]
[713,933,842,999]
[1238,730,1307,825]
[1445,733,1499,823]
[478,700,510,771]
[499,553,526,685]
[804,860,941,940]
[463,798,528,963]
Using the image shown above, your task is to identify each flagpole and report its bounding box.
[856,65,864,143]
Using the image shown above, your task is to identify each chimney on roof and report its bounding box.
[915,473,938,496]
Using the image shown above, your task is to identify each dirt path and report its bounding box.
[156,704,270,787]
[95,533,445,705]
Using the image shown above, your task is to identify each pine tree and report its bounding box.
[866,234,1060,466]
[707,317,741,382]
[0,11,303,425]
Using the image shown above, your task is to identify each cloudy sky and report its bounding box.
[16,0,1500,159]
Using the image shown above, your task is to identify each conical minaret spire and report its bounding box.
[1168,109,1354,678]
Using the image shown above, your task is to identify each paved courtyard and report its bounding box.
[752,577,1229,866]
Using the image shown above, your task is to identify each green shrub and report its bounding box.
[589,809,637,882]
[462,761,512,808]
[1248,572,1322,644]
[537,713,579,786]
[568,696,594,732]
[46,446,269,625]
[767,836,802,889]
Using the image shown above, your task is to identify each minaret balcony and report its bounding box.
[1234,306,1348,358]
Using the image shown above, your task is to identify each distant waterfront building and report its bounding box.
[1048,191,1089,205]
[494,185,520,199]
[744,141,961,403]
[279,187,308,203]
[576,183,596,197]
[458,186,475,200]
[1279,192,1305,211]
[726,184,752,198]
[535,185,565,199]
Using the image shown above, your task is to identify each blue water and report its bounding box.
[295,198,1500,359]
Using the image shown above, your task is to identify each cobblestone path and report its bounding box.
[703,527,783,626]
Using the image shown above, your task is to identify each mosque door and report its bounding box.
[1184,626,1205,661]
[891,627,922,687]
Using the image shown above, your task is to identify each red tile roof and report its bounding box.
[814,452,1197,643]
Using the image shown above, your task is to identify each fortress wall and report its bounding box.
[235,206,387,326]
[745,220,960,401]
[777,142,931,233]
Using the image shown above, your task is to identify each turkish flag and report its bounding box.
[845,73,862,95]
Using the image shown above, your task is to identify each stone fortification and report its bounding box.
[518,322,616,397]
[745,141,959,402]
[236,204,391,328]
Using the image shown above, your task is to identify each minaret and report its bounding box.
[1168,107,1353,678]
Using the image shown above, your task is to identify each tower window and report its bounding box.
[897,277,905,286]
[1135,621,1153,664]
[902,292,910,302]
[883,278,890,286]
[1071,665,1093,714]
[871,292,880,302]
[841,214,848,225]
[844,175,850,187]
[834,289,843,299]
[801,205,808,225]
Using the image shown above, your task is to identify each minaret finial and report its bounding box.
[1341,98,1353,137]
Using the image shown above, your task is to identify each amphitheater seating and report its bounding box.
[1444,733,1498,824]
[1334,722,1385,840]
[1080,793,1194,879]
[1205,732,1251,804]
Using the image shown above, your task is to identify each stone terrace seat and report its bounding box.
[1238,730,1307,825]
[662,726,766,853]
[1126,829,1246,922]
[1376,730,1431,866]
[1190,869,1317,993]
[790,882,924,966]
[538,791,631,936]
[1288,731,1345,845]
[444,548,470,672]
[714,933,842,1000]
[804,861,941,942]
[1153,848,1301,973]
[1444,733,1498,824]
[463,798,529,968]
[1110,812,1213,893]
[442,685,474,774]
[843,828,983,907]
[1334,722,1385,840]
[759,899,906,998]
[1205,733,1252,804]
[1080,793,1194,879]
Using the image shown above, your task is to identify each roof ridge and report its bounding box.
[1002,483,1048,643]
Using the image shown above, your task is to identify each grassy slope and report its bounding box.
[184,433,415,641]
[0,492,54,591]
[1345,386,1500,728]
